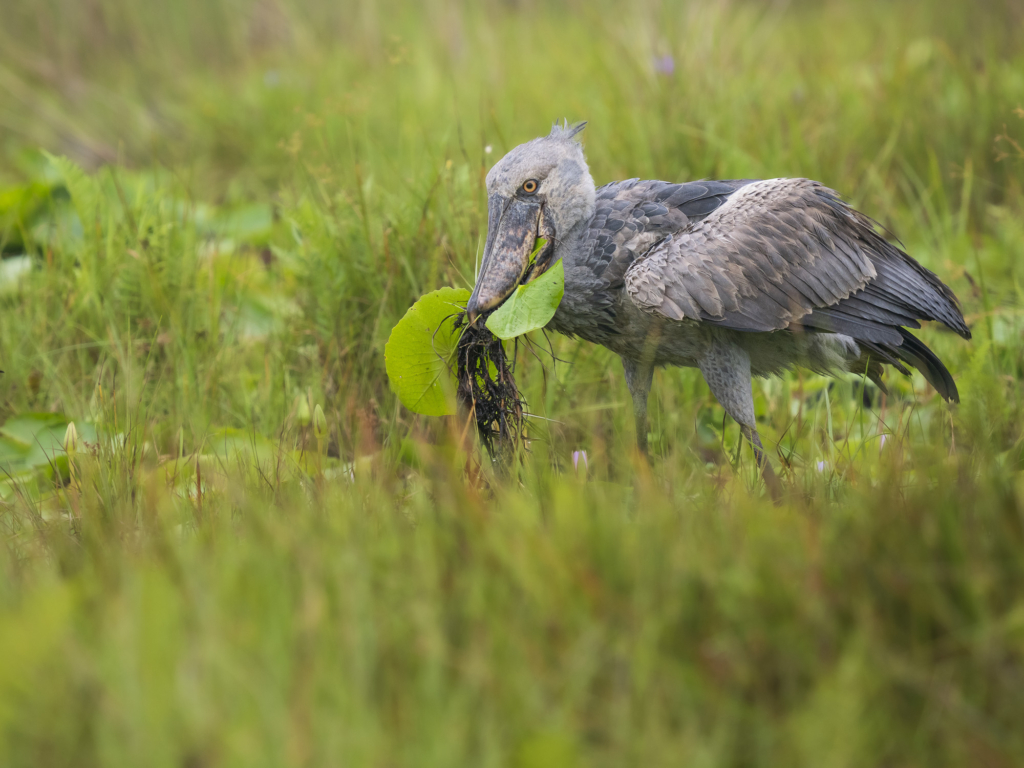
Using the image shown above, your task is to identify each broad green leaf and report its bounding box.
[210,203,273,242]
[0,468,40,502]
[0,412,69,447]
[0,414,98,469]
[485,259,564,340]
[0,436,29,472]
[385,287,470,416]
[231,292,301,340]
[22,427,84,468]
[0,181,52,250]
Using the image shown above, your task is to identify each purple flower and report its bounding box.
[653,55,675,76]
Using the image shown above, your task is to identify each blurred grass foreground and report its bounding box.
[2,0,1024,765]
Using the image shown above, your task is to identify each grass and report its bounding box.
[1,0,1024,764]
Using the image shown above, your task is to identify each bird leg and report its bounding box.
[622,356,654,456]
[698,339,782,503]
[740,424,783,503]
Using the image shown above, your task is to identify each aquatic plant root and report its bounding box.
[454,313,526,466]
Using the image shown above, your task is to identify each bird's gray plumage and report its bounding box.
[467,123,970,491]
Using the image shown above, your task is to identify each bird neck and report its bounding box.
[545,172,602,338]
[544,158,596,245]
[547,209,611,340]
[554,215,592,267]
[550,176,596,267]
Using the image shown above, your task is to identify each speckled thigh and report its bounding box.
[697,339,755,428]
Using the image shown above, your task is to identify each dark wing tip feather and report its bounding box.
[894,329,960,403]
[811,184,971,340]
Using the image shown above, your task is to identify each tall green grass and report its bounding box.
[2,0,1024,765]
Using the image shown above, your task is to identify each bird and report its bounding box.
[465,122,970,491]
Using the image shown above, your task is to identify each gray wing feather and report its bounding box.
[573,179,750,338]
[623,178,970,341]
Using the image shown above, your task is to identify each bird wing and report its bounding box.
[623,178,971,343]
[576,179,750,337]
[587,178,748,287]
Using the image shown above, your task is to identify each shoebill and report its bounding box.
[465,122,970,489]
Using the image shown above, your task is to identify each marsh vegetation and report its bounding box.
[1,0,1024,765]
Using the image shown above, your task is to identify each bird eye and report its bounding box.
[521,179,538,194]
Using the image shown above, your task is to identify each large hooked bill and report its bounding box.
[466,194,555,324]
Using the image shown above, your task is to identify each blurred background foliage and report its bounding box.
[1,0,1024,765]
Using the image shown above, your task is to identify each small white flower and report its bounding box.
[484,145,493,154]
[816,461,826,472]
[572,450,589,473]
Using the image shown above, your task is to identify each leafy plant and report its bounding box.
[485,259,564,340]
[0,1,1022,765]
[383,259,564,417]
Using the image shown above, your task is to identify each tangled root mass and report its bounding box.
[453,313,526,465]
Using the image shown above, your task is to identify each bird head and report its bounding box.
[466,121,596,324]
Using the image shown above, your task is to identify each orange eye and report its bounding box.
[521,179,538,194]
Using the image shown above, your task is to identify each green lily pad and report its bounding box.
[0,467,41,502]
[0,436,29,472]
[210,203,274,243]
[385,287,470,416]
[485,258,564,340]
[0,412,69,446]
[0,413,98,471]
